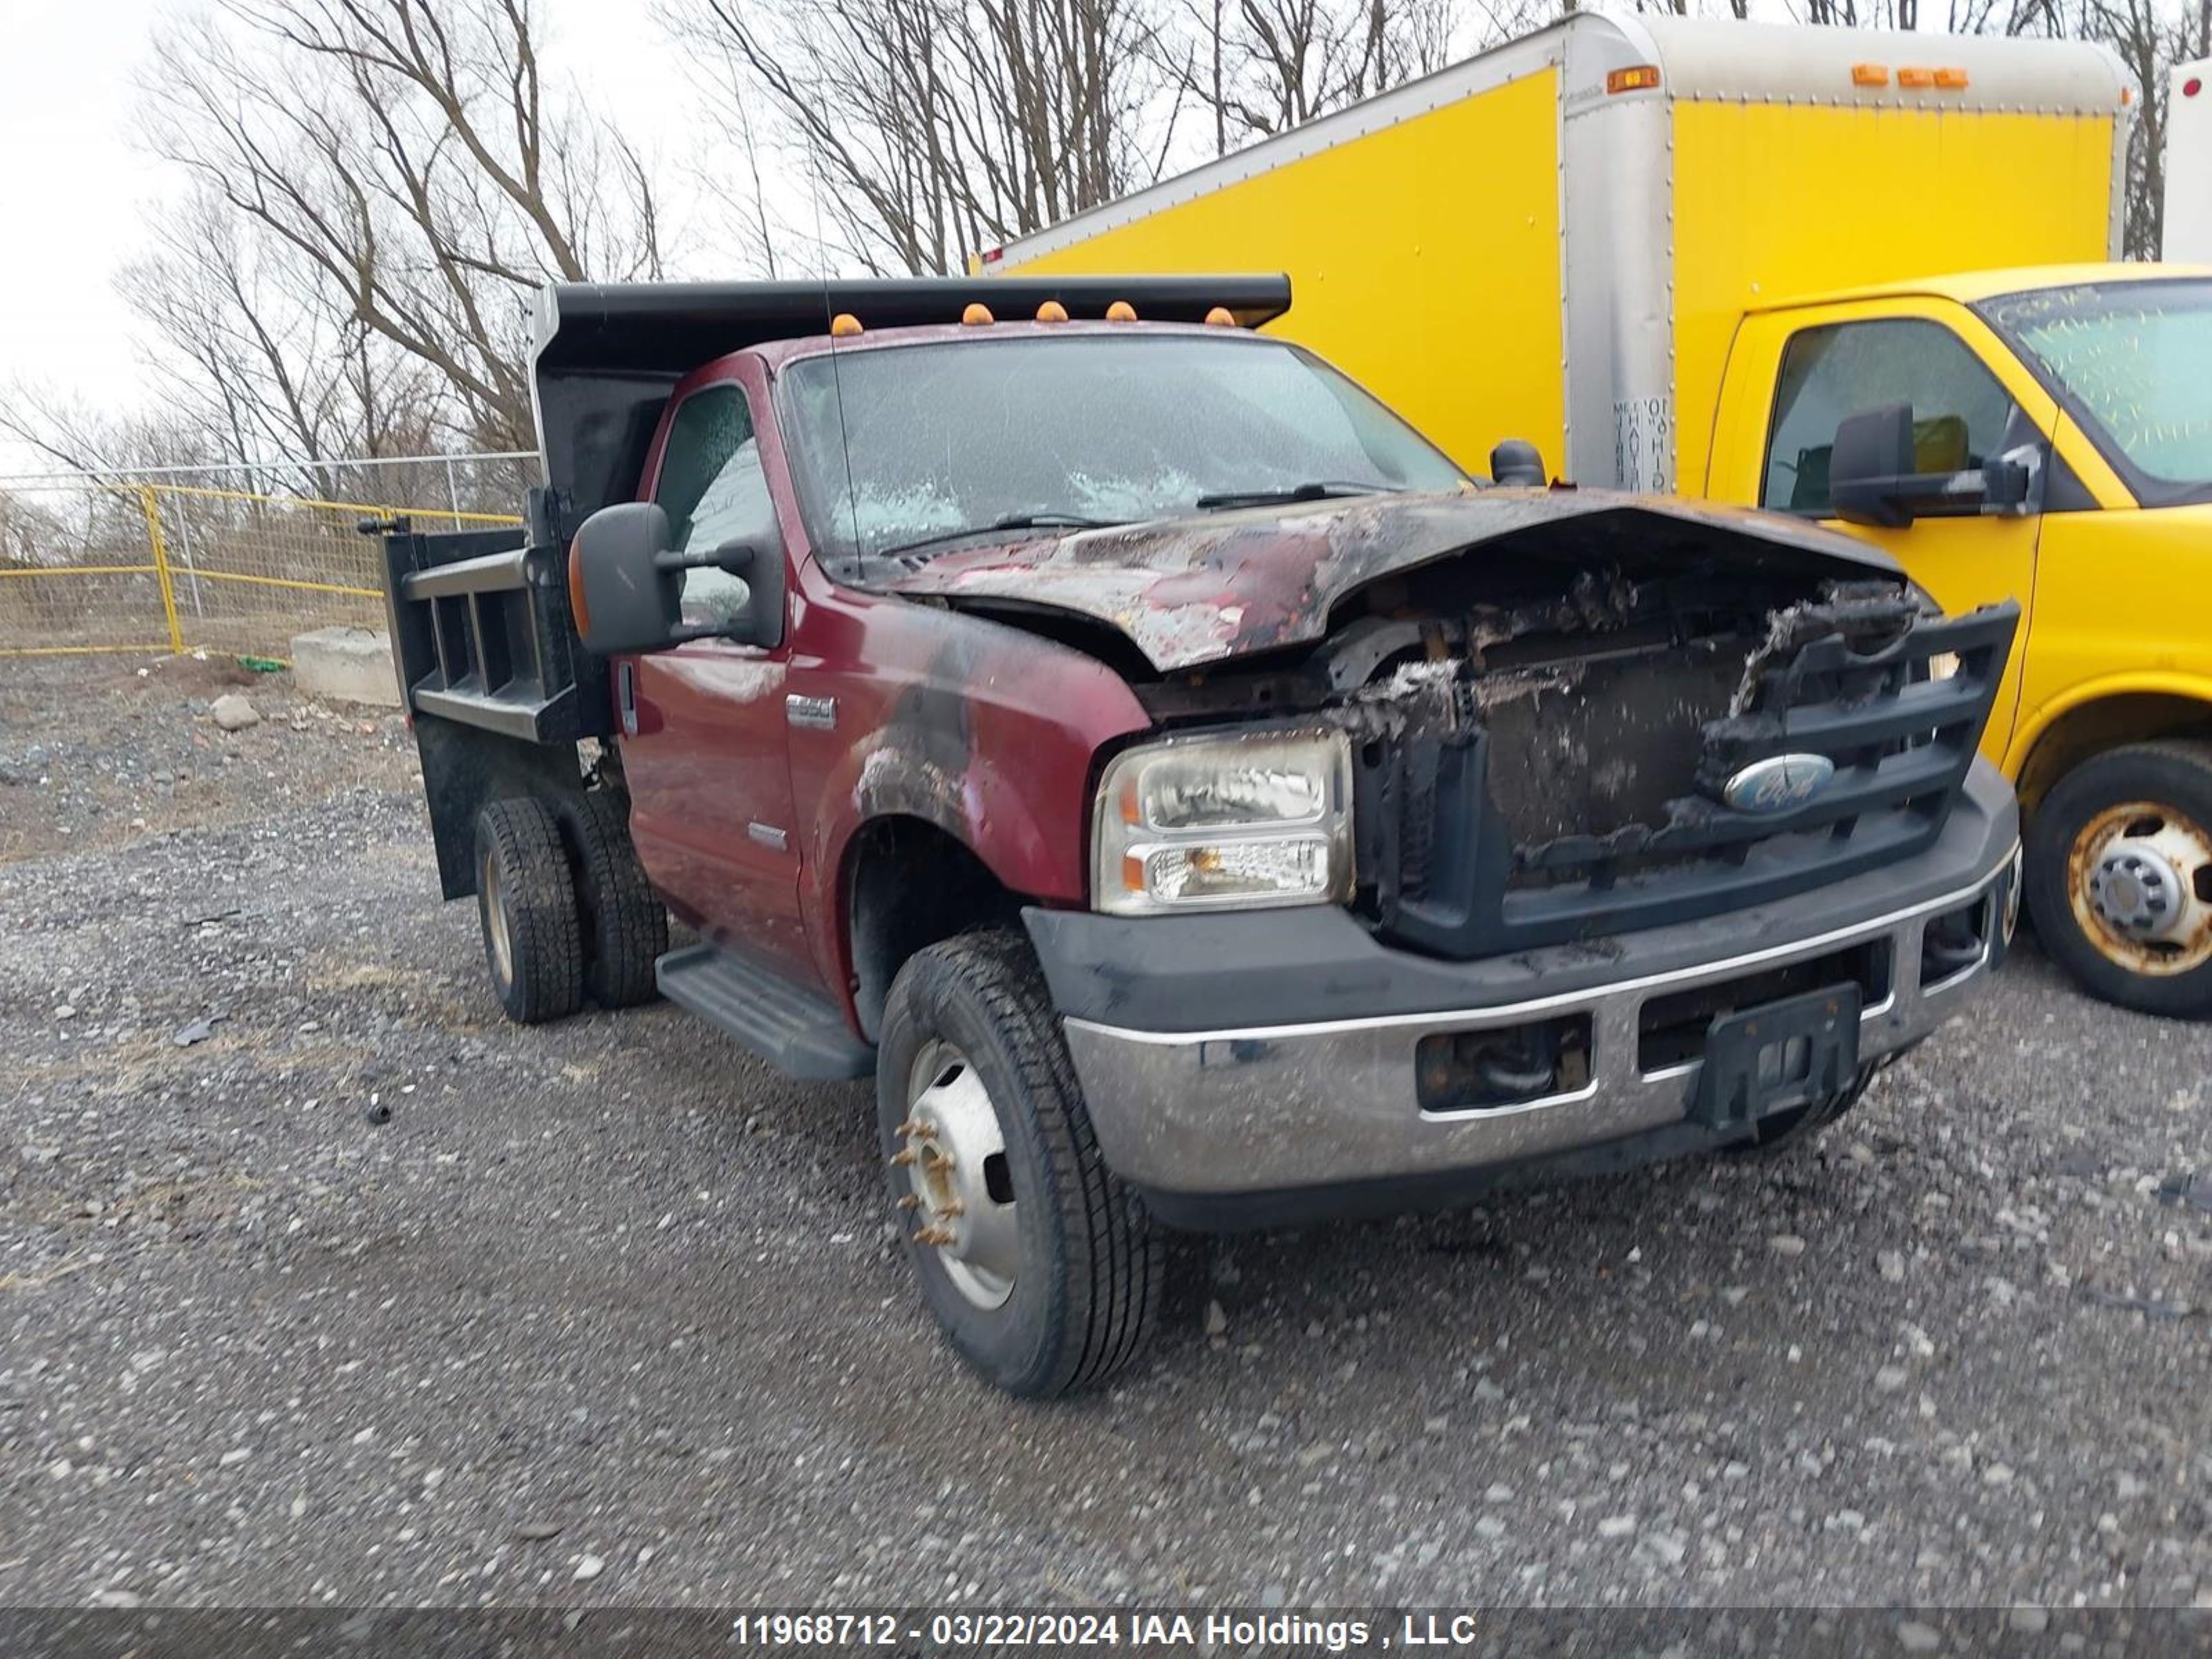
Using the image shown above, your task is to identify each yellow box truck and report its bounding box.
[988,19,2212,1020]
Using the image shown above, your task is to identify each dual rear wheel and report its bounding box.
[474,794,668,1024]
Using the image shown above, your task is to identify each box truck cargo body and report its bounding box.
[2171,59,2212,262]
[986,16,2131,494]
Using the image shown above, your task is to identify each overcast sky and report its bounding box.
[0,0,686,472]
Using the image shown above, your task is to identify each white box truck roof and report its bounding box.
[988,15,2133,494]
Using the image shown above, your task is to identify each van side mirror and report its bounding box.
[568,503,781,654]
[1828,402,2038,529]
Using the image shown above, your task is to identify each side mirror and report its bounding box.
[567,503,781,654]
[1828,402,2040,529]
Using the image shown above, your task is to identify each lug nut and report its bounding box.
[897,1194,922,1211]
[890,1148,918,1168]
[937,1199,966,1217]
[924,1153,954,1173]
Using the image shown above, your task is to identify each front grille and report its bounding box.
[1361,597,2018,958]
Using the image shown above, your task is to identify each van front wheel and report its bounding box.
[2026,741,2212,1019]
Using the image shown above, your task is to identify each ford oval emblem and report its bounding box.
[1723,753,1835,815]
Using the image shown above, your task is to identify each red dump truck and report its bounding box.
[379,276,2022,1395]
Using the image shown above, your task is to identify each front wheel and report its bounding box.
[2025,740,2212,1019]
[875,930,1164,1398]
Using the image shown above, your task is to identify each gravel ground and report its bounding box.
[2,655,2209,1612]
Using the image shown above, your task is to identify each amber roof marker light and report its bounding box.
[1204,306,1237,326]
[830,312,863,337]
[1606,65,1660,95]
[1035,299,1069,322]
[1852,63,1891,88]
[1105,300,1138,321]
[961,302,994,326]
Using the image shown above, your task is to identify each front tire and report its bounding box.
[474,797,585,1025]
[876,929,1163,1398]
[2025,740,2212,1019]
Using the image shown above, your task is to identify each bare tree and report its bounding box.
[664,0,1184,276]
[1170,0,1465,145]
[140,0,668,449]
[2072,0,2195,255]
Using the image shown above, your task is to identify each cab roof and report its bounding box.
[531,275,1291,529]
[1744,262,2212,314]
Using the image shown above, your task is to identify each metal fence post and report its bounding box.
[135,485,186,654]
[445,456,465,529]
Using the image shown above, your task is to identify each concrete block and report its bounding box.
[289,626,402,707]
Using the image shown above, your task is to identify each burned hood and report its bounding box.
[877,489,1902,673]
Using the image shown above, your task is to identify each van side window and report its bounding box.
[654,384,776,626]
[1763,320,2017,516]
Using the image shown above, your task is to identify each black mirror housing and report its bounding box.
[1828,402,2039,529]
[571,503,684,655]
[1829,403,1920,528]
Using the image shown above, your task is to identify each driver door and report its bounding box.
[619,374,816,982]
[1714,301,2063,762]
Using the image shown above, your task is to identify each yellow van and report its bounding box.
[987,18,2212,1014]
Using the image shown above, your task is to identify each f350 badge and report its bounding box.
[1723,753,1835,814]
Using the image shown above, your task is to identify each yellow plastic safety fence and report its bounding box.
[0,472,526,662]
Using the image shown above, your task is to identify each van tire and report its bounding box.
[474,797,585,1025]
[876,928,1163,1398]
[568,792,668,1008]
[2025,741,2212,1019]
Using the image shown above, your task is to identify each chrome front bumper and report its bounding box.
[1058,848,2018,1201]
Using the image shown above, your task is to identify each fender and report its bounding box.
[2002,670,2212,784]
[785,581,1154,1013]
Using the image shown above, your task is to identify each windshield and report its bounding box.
[776,332,1465,572]
[1980,279,2212,505]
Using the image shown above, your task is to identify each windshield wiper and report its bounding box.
[1193,480,1403,511]
[873,512,1125,562]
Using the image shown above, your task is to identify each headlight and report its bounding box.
[1093,728,1353,915]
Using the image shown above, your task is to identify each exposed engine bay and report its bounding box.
[1118,536,2013,964]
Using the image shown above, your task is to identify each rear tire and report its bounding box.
[474,797,584,1025]
[2025,740,2212,1019]
[876,928,1164,1398]
[567,791,668,1009]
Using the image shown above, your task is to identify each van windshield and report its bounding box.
[1980,279,2212,506]
[776,332,1466,574]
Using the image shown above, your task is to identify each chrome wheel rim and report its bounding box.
[2070,800,2212,977]
[481,846,514,986]
[895,1040,1018,1310]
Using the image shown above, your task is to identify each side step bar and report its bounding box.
[656,944,876,1081]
